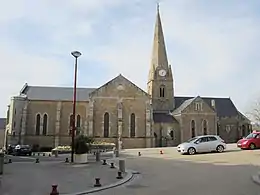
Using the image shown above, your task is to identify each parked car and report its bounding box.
[13,145,32,156]
[237,131,260,150]
[177,135,226,155]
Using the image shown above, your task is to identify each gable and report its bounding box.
[174,96,239,117]
[89,74,149,98]
[182,96,215,114]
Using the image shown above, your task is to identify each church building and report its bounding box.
[5,7,251,149]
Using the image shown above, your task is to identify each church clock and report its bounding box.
[159,69,167,77]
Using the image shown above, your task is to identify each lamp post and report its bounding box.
[70,51,82,163]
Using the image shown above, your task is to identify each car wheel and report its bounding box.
[216,145,224,153]
[249,143,256,150]
[187,147,196,155]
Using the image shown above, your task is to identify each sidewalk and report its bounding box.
[0,159,121,195]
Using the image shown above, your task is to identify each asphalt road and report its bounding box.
[94,145,260,195]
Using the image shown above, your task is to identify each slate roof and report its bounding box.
[20,84,95,101]
[18,84,241,121]
[0,118,6,130]
[174,96,239,117]
[153,113,178,123]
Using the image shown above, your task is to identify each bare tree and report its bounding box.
[246,98,260,125]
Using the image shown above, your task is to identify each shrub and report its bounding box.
[74,135,93,154]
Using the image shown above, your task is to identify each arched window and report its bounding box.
[159,86,165,98]
[203,120,207,135]
[42,114,48,135]
[242,125,246,137]
[76,114,81,135]
[104,112,109,138]
[217,124,220,135]
[130,113,136,137]
[191,120,196,138]
[69,114,74,128]
[76,114,81,128]
[35,114,41,135]
[68,114,73,135]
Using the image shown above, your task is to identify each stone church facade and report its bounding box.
[5,8,251,149]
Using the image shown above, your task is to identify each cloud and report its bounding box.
[0,0,260,117]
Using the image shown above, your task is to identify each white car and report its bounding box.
[177,135,226,155]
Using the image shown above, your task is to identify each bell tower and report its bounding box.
[147,4,174,111]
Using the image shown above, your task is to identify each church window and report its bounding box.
[68,114,73,135]
[35,114,41,136]
[130,113,136,137]
[203,120,207,135]
[242,125,246,137]
[104,112,109,138]
[159,86,165,97]
[195,102,203,111]
[76,114,81,127]
[42,114,48,135]
[191,120,196,138]
[69,114,74,128]
[76,114,81,135]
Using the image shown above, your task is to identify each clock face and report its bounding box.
[159,69,167,77]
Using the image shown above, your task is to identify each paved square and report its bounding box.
[95,144,260,195]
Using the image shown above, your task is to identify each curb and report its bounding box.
[66,158,136,195]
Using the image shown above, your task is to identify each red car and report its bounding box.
[237,131,260,149]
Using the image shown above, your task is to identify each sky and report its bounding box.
[1,0,260,117]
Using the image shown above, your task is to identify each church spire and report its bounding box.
[150,3,168,71]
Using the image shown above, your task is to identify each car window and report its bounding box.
[208,136,217,141]
[256,134,260,139]
[196,137,208,143]
[21,145,30,149]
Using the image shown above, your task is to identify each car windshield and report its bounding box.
[187,137,198,143]
[246,133,257,139]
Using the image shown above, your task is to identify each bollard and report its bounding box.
[54,151,58,158]
[115,150,119,157]
[116,171,123,179]
[43,153,46,156]
[95,151,100,162]
[50,184,59,195]
[138,152,141,156]
[160,150,163,155]
[94,178,101,187]
[35,158,39,163]
[38,153,40,156]
[8,159,12,163]
[110,162,115,169]
[32,153,35,156]
[49,153,51,157]
[65,158,69,163]
[102,159,107,165]
[119,159,125,173]
[93,152,96,155]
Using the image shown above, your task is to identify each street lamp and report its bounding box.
[70,50,82,163]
